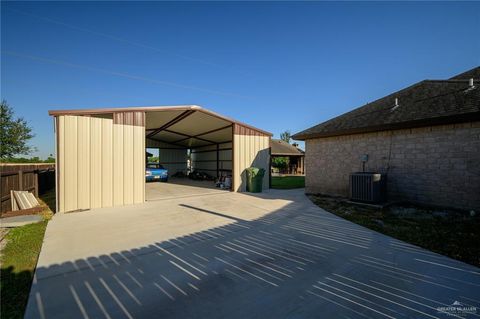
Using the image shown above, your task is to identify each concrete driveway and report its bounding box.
[26,189,480,319]
[146,178,227,201]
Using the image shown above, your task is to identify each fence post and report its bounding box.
[34,170,39,197]
[18,170,23,191]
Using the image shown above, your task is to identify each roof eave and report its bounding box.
[48,104,273,136]
[294,112,480,140]
[271,153,305,156]
[48,105,200,116]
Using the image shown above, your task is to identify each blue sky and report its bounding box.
[2,1,479,158]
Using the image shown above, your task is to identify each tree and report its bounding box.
[0,156,54,163]
[272,156,289,169]
[280,130,291,143]
[148,156,159,163]
[0,100,35,159]
[44,156,55,163]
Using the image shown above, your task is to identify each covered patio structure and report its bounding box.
[271,139,305,175]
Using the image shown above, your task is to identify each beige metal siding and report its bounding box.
[78,116,91,209]
[219,145,233,173]
[54,118,59,213]
[191,142,232,177]
[133,119,144,202]
[57,113,145,212]
[90,117,102,208]
[233,125,270,192]
[191,146,216,174]
[123,122,134,204]
[102,120,113,207]
[113,121,124,206]
[64,116,78,212]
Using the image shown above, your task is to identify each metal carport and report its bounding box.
[49,105,271,213]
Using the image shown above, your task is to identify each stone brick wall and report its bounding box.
[305,121,480,210]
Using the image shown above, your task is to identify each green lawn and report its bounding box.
[0,188,54,319]
[1,221,49,319]
[309,195,480,267]
[271,176,305,189]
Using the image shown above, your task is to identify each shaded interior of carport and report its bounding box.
[145,108,234,200]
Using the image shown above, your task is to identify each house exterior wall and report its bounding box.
[305,121,480,210]
[56,113,145,213]
[233,124,270,192]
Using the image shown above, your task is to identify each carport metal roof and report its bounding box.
[49,105,272,148]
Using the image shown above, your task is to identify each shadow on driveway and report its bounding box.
[25,191,480,319]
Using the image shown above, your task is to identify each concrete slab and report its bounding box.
[26,189,480,319]
[0,215,43,227]
[146,177,229,201]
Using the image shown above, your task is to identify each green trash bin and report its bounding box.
[246,167,265,193]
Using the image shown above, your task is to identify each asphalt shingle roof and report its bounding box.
[271,139,304,156]
[293,67,480,140]
[450,66,480,80]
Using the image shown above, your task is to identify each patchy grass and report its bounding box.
[39,188,56,213]
[271,176,305,189]
[309,195,480,267]
[0,189,54,319]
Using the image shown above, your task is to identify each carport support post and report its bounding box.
[216,144,220,178]
[269,145,272,189]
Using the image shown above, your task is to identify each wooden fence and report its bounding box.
[0,164,55,214]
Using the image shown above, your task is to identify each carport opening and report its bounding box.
[145,109,233,200]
